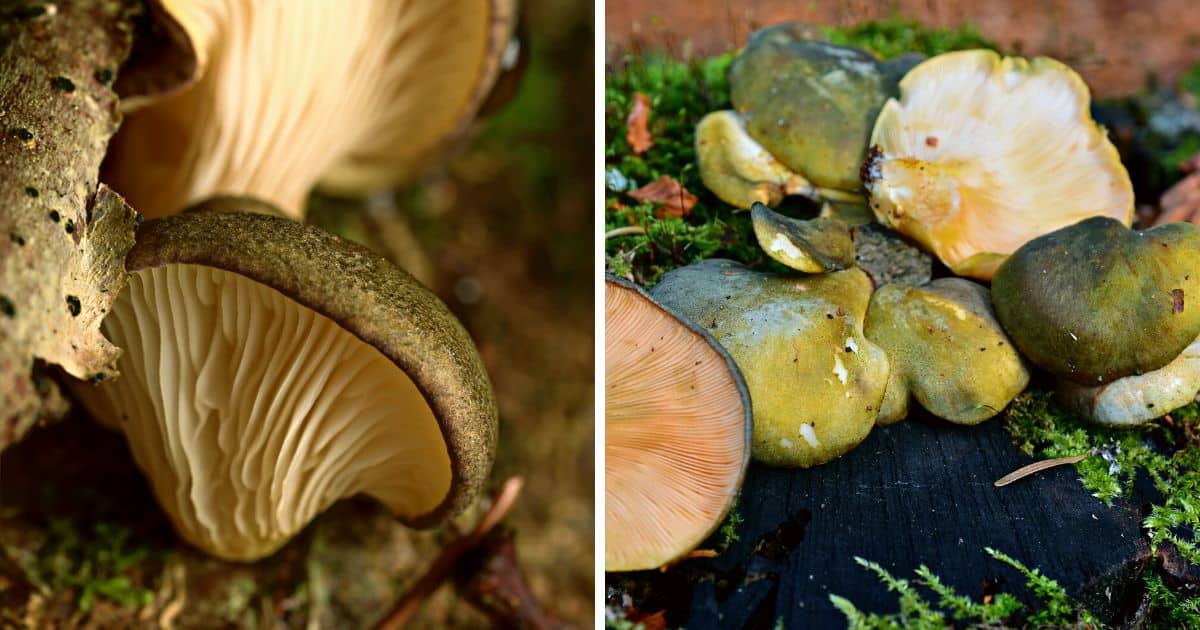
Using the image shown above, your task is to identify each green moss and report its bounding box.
[1004,391,1200,564]
[822,18,997,60]
[830,549,1094,628]
[17,520,159,613]
[604,53,790,286]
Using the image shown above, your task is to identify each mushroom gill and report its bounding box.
[106,0,513,218]
[605,277,750,572]
[79,264,451,561]
[864,50,1133,280]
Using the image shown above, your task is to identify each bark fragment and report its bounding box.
[0,1,141,450]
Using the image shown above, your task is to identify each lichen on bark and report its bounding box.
[0,1,141,450]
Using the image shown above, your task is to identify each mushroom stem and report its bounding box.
[376,477,548,629]
[605,225,647,239]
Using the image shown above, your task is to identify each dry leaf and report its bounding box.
[629,175,698,219]
[1155,154,1200,226]
[0,1,141,449]
[626,92,653,155]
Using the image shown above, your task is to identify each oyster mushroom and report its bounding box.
[864,278,1029,425]
[750,203,854,273]
[1058,335,1200,426]
[863,50,1134,280]
[651,260,889,468]
[73,211,496,561]
[605,276,751,572]
[992,216,1200,385]
[104,0,520,218]
[697,23,894,208]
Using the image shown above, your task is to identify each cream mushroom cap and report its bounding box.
[605,276,751,572]
[105,0,518,219]
[863,50,1134,280]
[75,211,496,561]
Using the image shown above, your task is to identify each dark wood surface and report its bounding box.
[610,416,1151,628]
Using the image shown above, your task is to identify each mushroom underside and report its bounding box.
[77,263,452,561]
[605,280,748,572]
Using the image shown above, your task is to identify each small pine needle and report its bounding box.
[994,454,1089,487]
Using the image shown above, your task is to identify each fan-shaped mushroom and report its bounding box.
[605,276,751,572]
[863,50,1134,280]
[104,0,520,218]
[73,211,496,561]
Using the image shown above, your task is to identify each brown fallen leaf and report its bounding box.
[626,92,653,155]
[628,175,698,219]
[1154,153,1200,226]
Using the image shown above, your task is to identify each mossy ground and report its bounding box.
[605,19,1200,627]
[0,0,593,626]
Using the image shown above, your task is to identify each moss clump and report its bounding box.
[13,520,159,613]
[606,53,774,287]
[822,18,997,60]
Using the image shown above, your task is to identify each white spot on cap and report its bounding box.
[769,233,803,260]
[780,438,794,448]
[800,423,820,448]
[833,355,848,384]
[844,337,858,353]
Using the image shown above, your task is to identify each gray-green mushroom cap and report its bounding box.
[865,278,1029,425]
[751,203,854,273]
[730,23,891,192]
[651,259,889,468]
[992,216,1200,384]
[74,211,496,561]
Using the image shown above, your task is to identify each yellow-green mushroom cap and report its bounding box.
[865,278,1029,425]
[73,211,496,561]
[1057,335,1200,426]
[605,276,751,572]
[992,217,1200,385]
[695,110,815,209]
[751,203,854,273]
[863,50,1133,280]
[651,260,889,468]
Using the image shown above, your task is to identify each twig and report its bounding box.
[374,477,525,630]
[605,225,647,239]
[455,528,573,629]
[994,454,1089,487]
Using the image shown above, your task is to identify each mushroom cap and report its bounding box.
[651,260,889,468]
[730,24,891,192]
[863,49,1134,280]
[751,203,855,273]
[992,216,1200,385]
[865,278,1029,425]
[104,0,518,218]
[605,276,751,572]
[695,110,814,209]
[74,211,496,561]
[1057,335,1200,426]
